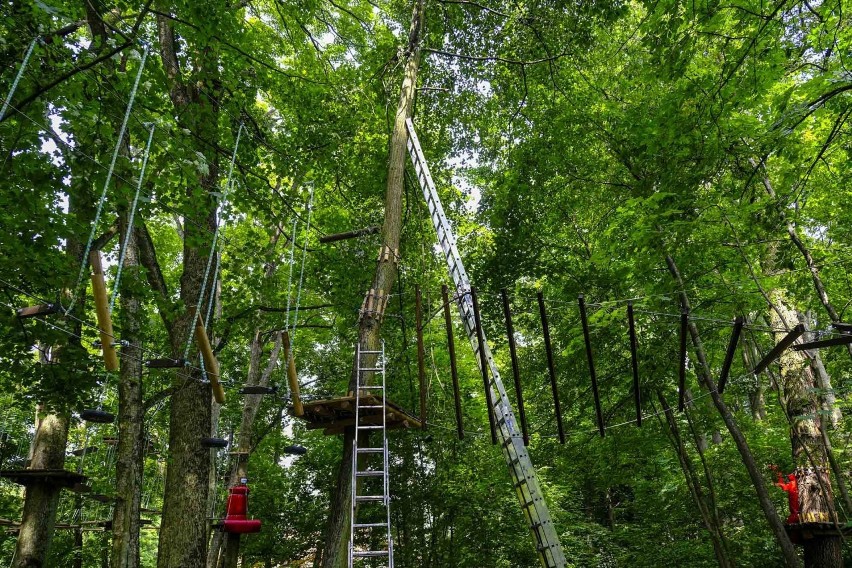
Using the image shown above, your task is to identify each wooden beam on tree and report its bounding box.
[538,292,565,443]
[792,334,852,351]
[578,294,604,437]
[470,287,497,445]
[679,310,688,411]
[831,322,852,333]
[318,226,380,243]
[502,288,529,445]
[415,285,427,429]
[627,302,641,427]
[751,324,806,376]
[718,316,744,393]
[442,285,464,440]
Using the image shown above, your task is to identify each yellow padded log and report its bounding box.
[89,251,119,371]
[283,331,303,416]
[195,312,225,404]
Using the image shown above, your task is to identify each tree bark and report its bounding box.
[665,254,801,568]
[320,3,424,567]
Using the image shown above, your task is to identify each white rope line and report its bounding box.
[0,38,37,122]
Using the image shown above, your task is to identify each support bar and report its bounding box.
[471,287,497,445]
[627,302,641,427]
[752,324,805,376]
[538,292,565,444]
[502,289,529,445]
[442,285,464,440]
[578,295,604,437]
[718,317,744,393]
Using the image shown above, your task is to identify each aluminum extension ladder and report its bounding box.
[405,118,567,568]
[348,341,394,568]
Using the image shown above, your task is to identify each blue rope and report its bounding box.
[0,38,37,123]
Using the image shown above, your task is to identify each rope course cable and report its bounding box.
[108,122,156,315]
[64,46,149,316]
[0,38,37,123]
[182,122,244,361]
[290,183,315,342]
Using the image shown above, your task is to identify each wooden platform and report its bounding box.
[0,469,88,490]
[293,394,422,436]
[785,522,852,541]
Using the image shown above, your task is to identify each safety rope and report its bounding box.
[65,47,149,315]
[0,38,37,123]
[290,183,314,342]
[109,122,156,314]
[183,122,243,360]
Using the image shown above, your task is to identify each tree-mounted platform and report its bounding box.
[1,518,153,534]
[785,521,852,542]
[0,469,88,491]
[291,394,422,436]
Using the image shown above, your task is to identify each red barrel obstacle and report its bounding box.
[222,481,262,534]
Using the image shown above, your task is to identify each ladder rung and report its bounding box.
[358,367,384,372]
[353,522,387,529]
[355,495,385,502]
[356,448,384,453]
[352,550,389,557]
[357,425,384,430]
[356,470,385,477]
[358,385,384,390]
[358,405,384,409]
[359,350,382,354]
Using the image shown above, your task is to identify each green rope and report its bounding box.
[65,47,149,315]
[182,122,244,360]
[0,38,36,123]
[109,123,155,314]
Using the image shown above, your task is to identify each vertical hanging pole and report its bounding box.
[627,302,641,427]
[578,294,605,438]
[501,289,529,446]
[283,331,303,417]
[415,285,427,430]
[442,285,464,440]
[718,316,744,394]
[471,287,497,445]
[678,310,688,411]
[537,292,565,444]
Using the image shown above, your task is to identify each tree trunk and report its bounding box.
[666,254,802,568]
[11,412,70,568]
[111,210,145,568]
[803,536,842,568]
[320,2,424,567]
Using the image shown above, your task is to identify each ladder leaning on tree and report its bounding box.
[405,118,568,568]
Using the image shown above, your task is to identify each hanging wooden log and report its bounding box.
[442,285,464,440]
[318,226,380,243]
[145,358,188,369]
[751,324,805,376]
[89,251,119,371]
[678,310,688,411]
[538,292,565,443]
[470,287,497,445]
[415,285,427,430]
[578,294,604,437]
[17,303,60,319]
[501,289,529,445]
[717,316,744,394]
[627,302,641,427]
[195,312,225,404]
[282,331,303,417]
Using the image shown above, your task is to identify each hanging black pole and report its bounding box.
[718,316,744,394]
[442,285,464,440]
[538,292,565,443]
[415,285,427,430]
[578,294,605,437]
[502,288,529,446]
[471,287,497,445]
[752,324,805,375]
[627,302,641,427]
[678,310,688,411]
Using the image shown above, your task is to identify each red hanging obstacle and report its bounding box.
[770,465,800,524]
[222,482,262,534]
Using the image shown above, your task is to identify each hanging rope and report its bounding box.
[0,38,37,123]
[284,217,298,330]
[290,183,314,342]
[108,122,156,314]
[183,122,244,360]
[65,47,149,315]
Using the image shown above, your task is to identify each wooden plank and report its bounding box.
[718,316,744,393]
[752,324,806,375]
[578,294,604,437]
[16,303,60,319]
[502,288,528,445]
[792,334,852,351]
[443,285,464,440]
[145,358,187,368]
[627,302,641,427]
[471,287,497,445]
